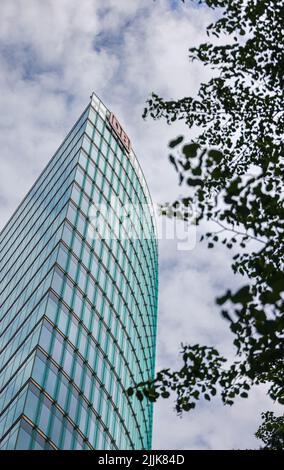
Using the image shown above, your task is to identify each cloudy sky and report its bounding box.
[0,0,280,450]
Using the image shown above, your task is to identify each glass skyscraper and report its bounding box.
[0,93,158,450]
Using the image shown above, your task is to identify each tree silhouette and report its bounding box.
[128,0,284,448]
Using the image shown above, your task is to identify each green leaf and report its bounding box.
[231,286,251,304]
[187,178,203,187]
[182,143,199,159]
[144,0,284,424]
[216,291,231,305]
[211,167,222,179]
[169,136,184,148]
[208,149,223,163]
[136,390,144,401]
[182,403,191,411]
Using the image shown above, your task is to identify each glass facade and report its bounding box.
[0,93,158,450]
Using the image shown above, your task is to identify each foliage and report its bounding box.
[256,412,284,450]
[128,0,284,447]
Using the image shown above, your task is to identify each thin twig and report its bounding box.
[212,219,266,244]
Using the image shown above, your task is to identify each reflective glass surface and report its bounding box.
[0,94,158,450]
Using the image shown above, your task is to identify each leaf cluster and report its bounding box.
[130,0,284,446]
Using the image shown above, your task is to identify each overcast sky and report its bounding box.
[0,0,280,450]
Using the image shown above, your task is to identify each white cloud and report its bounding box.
[0,0,279,450]
[153,382,282,450]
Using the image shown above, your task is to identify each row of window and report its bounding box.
[0,224,64,341]
[38,319,148,447]
[87,105,151,207]
[1,418,54,450]
[66,196,157,320]
[65,203,156,307]
[0,382,28,440]
[0,335,149,450]
[75,157,155,259]
[55,271,150,375]
[0,227,155,444]
[45,290,152,423]
[0,235,60,329]
[0,144,79,288]
[0,147,155,338]
[55,240,155,376]
[0,348,37,415]
[46,283,153,417]
[0,270,53,389]
[65,202,157,340]
[69,184,157,308]
[78,139,157,267]
[32,350,142,449]
[0,271,55,371]
[1,248,154,406]
[0,253,153,434]
[0,108,156,362]
[0,104,89,251]
[73,159,157,284]
[0,96,156,450]
[1,234,154,399]
[0,313,147,450]
[58,230,156,356]
[83,108,157,253]
[82,130,149,212]
[89,98,153,212]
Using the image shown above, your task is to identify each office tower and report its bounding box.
[0,93,158,450]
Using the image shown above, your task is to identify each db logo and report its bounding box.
[109,112,131,154]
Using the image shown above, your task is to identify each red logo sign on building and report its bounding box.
[109,112,131,154]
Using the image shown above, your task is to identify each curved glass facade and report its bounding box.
[0,93,158,450]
